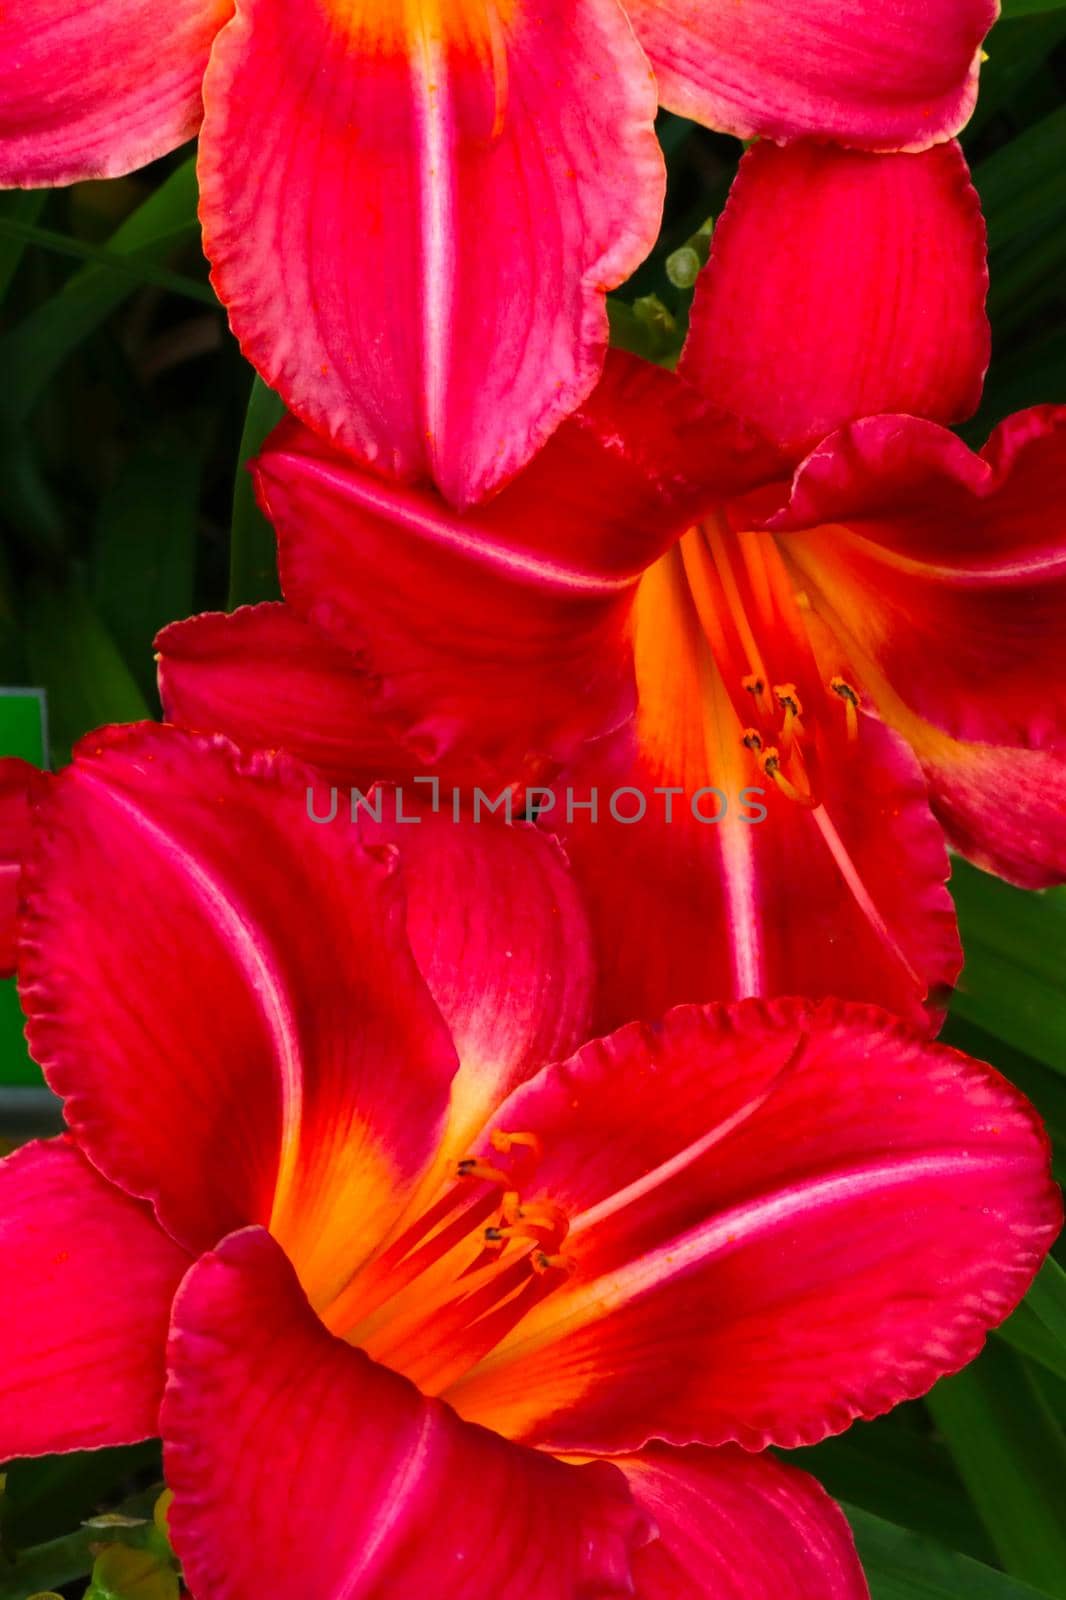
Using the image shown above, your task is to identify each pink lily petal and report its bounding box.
[742,406,1066,891]
[157,603,417,787]
[198,0,664,507]
[774,408,1066,752]
[0,1138,189,1459]
[162,1226,650,1600]
[916,737,1066,890]
[620,1444,868,1599]
[681,141,989,460]
[259,353,779,784]
[0,0,230,186]
[624,0,993,149]
[443,998,1060,1453]
[0,756,44,977]
[19,723,458,1306]
[358,806,595,1153]
[158,608,596,1143]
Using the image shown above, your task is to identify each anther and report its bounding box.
[489,1130,543,1160]
[532,1251,575,1277]
[742,727,763,752]
[485,1202,569,1250]
[455,1157,513,1187]
[830,677,860,742]
[774,683,802,719]
[760,747,815,807]
[485,1218,562,1247]
[517,1202,569,1242]
[742,674,766,700]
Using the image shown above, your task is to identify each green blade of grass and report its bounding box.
[996,1299,1066,1384]
[788,1411,994,1562]
[0,191,46,301]
[1001,0,1066,17]
[91,426,202,700]
[848,1506,1059,1600]
[1026,1257,1066,1352]
[23,579,150,763]
[0,214,217,306]
[949,860,1066,1074]
[0,158,208,422]
[228,375,285,607]
[925,1342,1066,1596]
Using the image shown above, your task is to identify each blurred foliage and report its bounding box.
[0,4,1064,1596]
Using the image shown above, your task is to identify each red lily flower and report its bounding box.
[1,0,994,506]
[1,723,1058,1597]
[161,139,1066,1033]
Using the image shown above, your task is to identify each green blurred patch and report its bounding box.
[0,690,44,1090]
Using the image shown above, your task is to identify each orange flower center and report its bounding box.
[319,1131,573,1396]
[328,0,515,55]
[635,515,862,814]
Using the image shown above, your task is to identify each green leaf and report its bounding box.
[949,860,1066,1074]
[1026,1256,1066,1350]
[939,1022,1066,1183]
[91,427,202,698]
[0,214,216,308]
[0,689,46,765]
[0,981,39,1089]
[606,296,682,365]
[992,1247,1066,1385]
[0,192,46,302]
[85,1543,178,1600]
[981,107,1066,256]
[969,12,1066,133]
[0,691,45,1090]
[0,159,207,424]
[23,579,150,763]
[1001,0,1066,17]
[974,107,1066,336]
[788,1410,994,1563]
[848,1506,1059,1599]
[925,1342,1066,1596]
[2,1447,160,1552]
[0,1528,98,1599]
[997,1299,1066,1384]
[228,375,285,607]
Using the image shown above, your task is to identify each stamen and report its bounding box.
[773,681,803,752]
[455,1157,513,1187]
[532,1251,576,1277]
[774,683,802,720]
[760,747,816,808]
[485,1199,569,1250]
[337,1125,573,1396]
[742,727,763,753]
[831,677,861,741]
[705,522,773,692]
[485,1220,553,1246]
[486,4,509,140]
[742,672,766,702]
[489,1129,543,1160]
[520,1202,568,1239]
